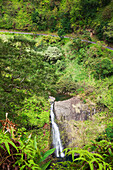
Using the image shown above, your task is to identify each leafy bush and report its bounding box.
[44,46,63,63]
[95,22,107,40]
[105,126,113,142]
[96,125,113,142]
[50,144,112,169]
[92,58,113,79]
[103,22,113,43]
[59,12,72,33]
[85,140,113,166]
[0,36,57,121]
[57,29,65,39]
[100,0,112,7]
[80,0,99,18]
[15,95,50,129]
[48,15,57,32]
[35,36,61,47]
[70,38,88,54]
[77,45,113,79]
[102,5,113,20]
[56,76,77,93]
[0,114,55,170]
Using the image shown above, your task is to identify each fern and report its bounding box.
[0,116,55,169]
[65,148,112,170]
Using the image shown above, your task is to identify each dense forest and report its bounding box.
[0,0,113,169]
[0,0,113,42]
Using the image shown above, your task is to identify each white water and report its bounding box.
[50,103,65,158]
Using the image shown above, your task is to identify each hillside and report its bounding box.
[0,31,113,169]
[0,0,113,43]
[0,0,113,169]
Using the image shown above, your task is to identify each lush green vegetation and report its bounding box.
[0,113,55,169]
[0,0,113,43]
[0,0,113,169]
[0,31,113,169]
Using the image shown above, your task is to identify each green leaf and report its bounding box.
[103,161,112,170]
[103,154,109,157]
[93,153,103,159]
[108,148,112,155]
[34,136,37,150]
[63,148,71,156]
[74,157,87,162]
[91,140,95,144]
[28,159,34,165]
[39,148,55,162]
[0,145,5,151]
[20,165,26,170]
[72,150,76,161]
[98,163,104,170]
[4,141,10,155]
[89,162,94,170]
[90,158,98,164]
[41,160,51,170]
[9,140,18,152]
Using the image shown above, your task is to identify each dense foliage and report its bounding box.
[0,35,57,122]
[0,0,113,42]
[0,0,113,167]
[0,113,55,169]
[0,31,113,169]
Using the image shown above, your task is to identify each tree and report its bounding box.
[99,0,111,7]
[80,0,99,18]
[103,22,113,43]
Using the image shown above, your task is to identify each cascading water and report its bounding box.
[50,102,65,158]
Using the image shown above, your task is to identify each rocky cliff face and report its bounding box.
[54,96,96,121]
[54,96,96,148]
[55,97,87,121]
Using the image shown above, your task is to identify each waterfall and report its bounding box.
[50,102,65,158]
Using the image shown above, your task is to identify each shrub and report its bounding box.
[48,15,57,32]
[85,140,113,166]
[44,46,63,63]
[70,38,89,55]
[0,113,55,170]
[103,22,113,43]
[105,126,113,142]
[95,22,107,40]
[56,76,77,93]
[100,0,111,7]
[60,12,72,33]
[92,58,113,79]
[57,29,65,39]
[96,125,113,142]
[50,145,112,169]
[35,36,61,47]
[102,5,113,20]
